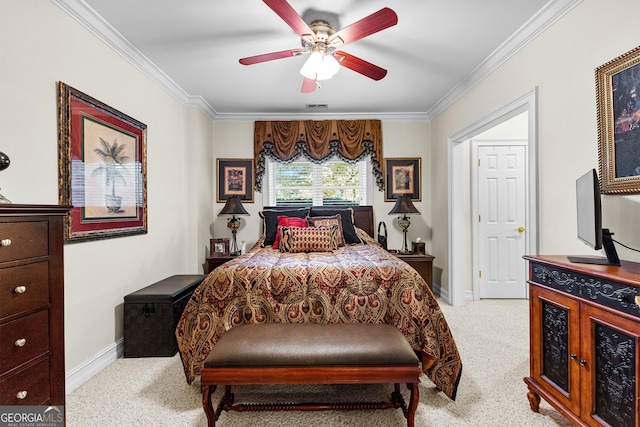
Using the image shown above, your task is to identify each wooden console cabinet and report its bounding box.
[524,255,640,427]
[0,205,69,406]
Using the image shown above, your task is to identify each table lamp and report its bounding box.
[388,195,420,254]
[219,196,249,255]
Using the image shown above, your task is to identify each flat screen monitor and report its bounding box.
[567,169,620,266]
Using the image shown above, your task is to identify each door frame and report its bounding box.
[471,140,528,300]
[447,88,538,306]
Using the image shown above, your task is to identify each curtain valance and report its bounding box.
[254,120,383,191]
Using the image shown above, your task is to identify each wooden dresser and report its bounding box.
[524,255,640,426]
[0,205,69,406]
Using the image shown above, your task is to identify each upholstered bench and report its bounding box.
[200,323,421,427]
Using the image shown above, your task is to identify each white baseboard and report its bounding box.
[66,338,124,395]
[432,283,474,305]
[432,282,447,301]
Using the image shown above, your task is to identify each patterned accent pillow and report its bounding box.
[279,225,339,253]
[306,214,344,246]
[308,207,362,244]
[273,215,308,249]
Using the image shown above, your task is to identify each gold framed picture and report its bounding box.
[596,45,640,194]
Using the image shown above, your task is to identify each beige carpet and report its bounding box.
[67,299,572,426]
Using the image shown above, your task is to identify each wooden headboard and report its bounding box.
[263,206,375,238]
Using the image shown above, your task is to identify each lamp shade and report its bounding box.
[219,196,249,216]
[388,195,420,215]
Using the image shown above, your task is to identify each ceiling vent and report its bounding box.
[306,104,329,109]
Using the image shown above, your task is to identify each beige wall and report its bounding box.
[4,0,640,390]
[431,0,640,295]
[0,1,213,378]
[211,121,431,252]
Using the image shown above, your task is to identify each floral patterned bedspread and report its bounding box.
[175,232,462,399]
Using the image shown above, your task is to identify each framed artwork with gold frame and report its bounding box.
[596,45,640,194]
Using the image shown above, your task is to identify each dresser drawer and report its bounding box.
[0,221,48,263]
[0,357,50,405]
[0,261,49,319]
[0,310,49,374]
[529,261,640,319]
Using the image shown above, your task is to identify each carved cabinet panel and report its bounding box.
[529,285,581,415]
[580,304,638,427]
[524,255,640,427]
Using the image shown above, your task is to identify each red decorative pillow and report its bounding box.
[273,215,308,249]
[279,225,340,253]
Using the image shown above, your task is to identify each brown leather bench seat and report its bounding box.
[200,323,422,427]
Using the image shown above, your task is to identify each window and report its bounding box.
[264,157,371,206]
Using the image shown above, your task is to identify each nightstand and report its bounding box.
[205,255,236,274]
[394,252,434,290]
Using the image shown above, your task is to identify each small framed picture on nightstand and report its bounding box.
[210,238,230,257]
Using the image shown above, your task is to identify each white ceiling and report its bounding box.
[58,0,571,120]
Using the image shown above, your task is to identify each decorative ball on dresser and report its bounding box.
[0,151,11,204]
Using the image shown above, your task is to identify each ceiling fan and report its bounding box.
[239,0,398,93]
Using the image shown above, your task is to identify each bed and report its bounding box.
[175,206,462,399]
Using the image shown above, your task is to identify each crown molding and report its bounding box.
[52,0,197,107]
[185,96,218,120]
[210,111,430,121]
[53,0,580,123]
[426,0,581,119]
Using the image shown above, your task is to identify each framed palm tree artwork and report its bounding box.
[58,82,147,242]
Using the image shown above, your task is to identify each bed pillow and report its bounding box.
[273,215,308,249]
[259,208,310,247]
[279,225,339,253]
[308,207,362,244]
[306,214,345,246]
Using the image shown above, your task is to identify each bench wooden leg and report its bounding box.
[406,382,419,427]
[202,384,217,427]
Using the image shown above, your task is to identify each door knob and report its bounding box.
[517,227,525,233]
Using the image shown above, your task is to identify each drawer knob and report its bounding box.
[16,391,27,400]
[0,238,11,247]
[15,338,26,347]
[14,286,27,294]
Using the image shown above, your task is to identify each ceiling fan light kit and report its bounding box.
[300,51,340,80]
[239,0,398,93]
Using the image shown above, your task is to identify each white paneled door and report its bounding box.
[475,144,527,298]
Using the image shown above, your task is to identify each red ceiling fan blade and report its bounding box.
[239,48,304,65]
[335,51,387,81]
[301,77,317,93]
[329,7,398,46]
[263,0,314,38]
